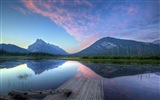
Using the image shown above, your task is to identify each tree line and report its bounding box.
[0,49,61,57]
[80,55,160,60]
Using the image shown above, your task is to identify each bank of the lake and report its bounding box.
[61,56,160,64]
[0,55,160,64]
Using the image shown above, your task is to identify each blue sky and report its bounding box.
[1,0,160,53]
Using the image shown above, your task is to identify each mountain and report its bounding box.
[28,39,68,55]
[153,40,160,45]
[0,44,29,53]
[75,37,160,56]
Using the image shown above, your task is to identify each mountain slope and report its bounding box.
[0,44,29,53]
[153,40,160,45]
[75,37,160,56]
[28,39,68,55]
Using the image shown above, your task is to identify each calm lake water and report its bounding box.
[0,59,160,100]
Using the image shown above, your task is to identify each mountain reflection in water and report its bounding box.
[104,73,160,100]
[83,63,160,78]
[0,60,98,93]
[0,60,159,100]
[27,60,66,74]
[81,63,160,100]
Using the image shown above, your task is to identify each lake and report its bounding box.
[0,59,160,100]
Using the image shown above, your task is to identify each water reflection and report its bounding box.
[0,60,98,93]
[83,63,160,78]
[17,73,32,80]
[0,64,34,93]
[27,60,66,74]
[76,65,100,79]
[0,60,160,100]
[104,73,160,100]
[0,60,28,69]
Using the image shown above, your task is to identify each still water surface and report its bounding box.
[0,59,160,100]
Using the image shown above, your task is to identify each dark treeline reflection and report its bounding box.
[0,60,28,68]
[83,63,160,78]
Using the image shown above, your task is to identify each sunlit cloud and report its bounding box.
[17,0,160,53]
[20,0,100,52]
[127,7,138,14]
[12,6,31,15]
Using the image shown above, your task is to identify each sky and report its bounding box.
[0,0,160,54]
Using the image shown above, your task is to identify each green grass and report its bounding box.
[60,56,160,64]
[0,55,159,64]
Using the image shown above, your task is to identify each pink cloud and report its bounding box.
[21,0,98,53]
[76,65,100,78]
[11,0,158,53]
[43,4,52,10]
[74,0,93,7]
[79,33,102,51]
[19,0,153,53]
[83,1,94,7]
[127,7,138,15]
[116,19,131,29]
[12,6,30,15]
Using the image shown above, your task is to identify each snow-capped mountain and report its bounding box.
[153,40,160,45]
[28,39,68,55]
[0,44,29,53]
[75,37,160,56]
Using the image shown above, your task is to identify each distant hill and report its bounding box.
[0,44,29,53]
[153,39,160,45]
[75,37,160,56]
[28,39,68,55]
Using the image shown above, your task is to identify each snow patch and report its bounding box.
[100,41,117,49]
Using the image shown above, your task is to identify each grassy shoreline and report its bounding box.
[61,57,160,64]
[0,55,160,64]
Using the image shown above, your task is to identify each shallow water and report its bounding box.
[0,59,159,100]
[104,73,160,100]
